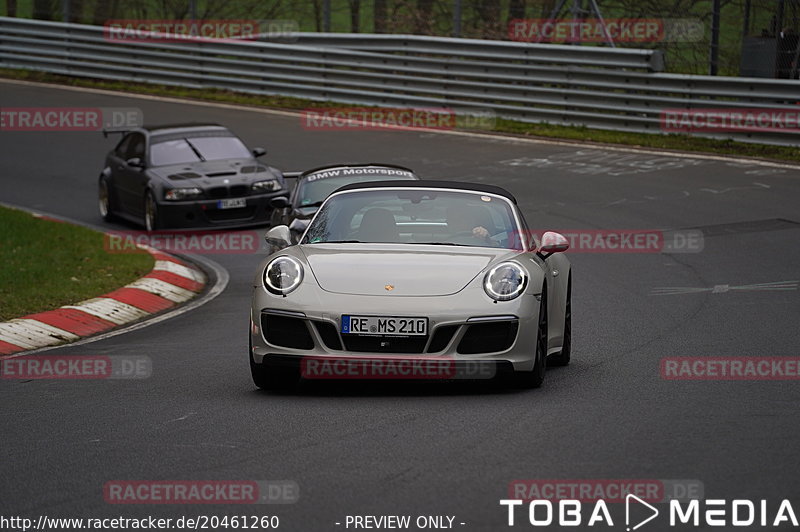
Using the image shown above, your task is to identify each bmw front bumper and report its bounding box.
[158,189,288,229]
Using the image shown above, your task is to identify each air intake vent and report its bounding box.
[167,172,202,180]
[312,321,343,350]
[206,171,237,177]
[241,165,269,174]
[427,325,459,353]
[457,321,518,354]
[261,314,314,350]
[230,185,249,197]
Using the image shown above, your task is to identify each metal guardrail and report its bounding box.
[1,17,798,146]
[288,32,666,72]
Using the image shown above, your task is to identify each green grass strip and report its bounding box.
[0,205,154,321]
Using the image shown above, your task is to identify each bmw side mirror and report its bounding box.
[252,147,267,157]
[270,196,290,209]
[289,218,309,236]
[126,157,145,168]
[537,231,569,259]
[265,225,292,253]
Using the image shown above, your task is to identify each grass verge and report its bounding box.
[0,206,154,321]
[1,68,799,163]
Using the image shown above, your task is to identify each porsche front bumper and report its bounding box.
[249,284,541,377]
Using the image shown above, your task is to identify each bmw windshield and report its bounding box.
[150,136,252,166]
[302,188,523,249]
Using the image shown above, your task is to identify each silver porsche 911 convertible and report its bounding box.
[249,180,571,390]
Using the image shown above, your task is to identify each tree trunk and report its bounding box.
[349,0,361,32]
[33,0,54,20]
[509,0,525,20]
[374,0,386,33]
[91,0,118,26]
[416,0,434,34]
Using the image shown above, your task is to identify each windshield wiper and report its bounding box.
[183,138,206,162]
[310,240,363,244]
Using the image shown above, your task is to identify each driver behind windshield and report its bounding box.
[446,205,495,245]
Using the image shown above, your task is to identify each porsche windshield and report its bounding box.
[302,189,522,249]
[150,136,252,166]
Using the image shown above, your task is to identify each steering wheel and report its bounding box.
[449,230,480,238]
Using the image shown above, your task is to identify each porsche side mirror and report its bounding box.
[252,147,267,157]
[126,157,145,168]
[270,196,290,209]
[265,225,292,253]
[537,231,569,259]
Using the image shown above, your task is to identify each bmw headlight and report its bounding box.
[483,262,528,301]
[164,187,202,201]
[252,179,280,192]
[263,256,304,295]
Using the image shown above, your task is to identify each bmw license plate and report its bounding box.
[341,315,428,336]
[217,198,246,209]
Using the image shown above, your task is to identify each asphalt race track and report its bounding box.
[2,80,800,531]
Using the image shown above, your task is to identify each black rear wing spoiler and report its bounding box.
[282,171,301,191]
[102,127,132,138]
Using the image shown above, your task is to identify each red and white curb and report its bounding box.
[0,248,206,356]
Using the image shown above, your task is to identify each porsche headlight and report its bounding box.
[164,187,202,201]
[483,262,528,301]
[252,179,280,192]
[263,256,304,295]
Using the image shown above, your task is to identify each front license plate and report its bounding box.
[341,315,428,336]
[217,198,246,209]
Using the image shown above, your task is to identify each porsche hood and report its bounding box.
[299,244,520,296]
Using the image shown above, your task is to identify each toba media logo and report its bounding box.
[500,497,799,529]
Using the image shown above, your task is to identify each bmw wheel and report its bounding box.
[98,178,115,222]
[144,191,161,231]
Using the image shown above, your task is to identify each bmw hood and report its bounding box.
[150,159,278,188]
[299,244,519,296]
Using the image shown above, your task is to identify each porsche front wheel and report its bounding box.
[510,285,547,389]
[548,274,571,366]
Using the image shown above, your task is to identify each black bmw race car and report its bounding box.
[98,123,288,230]
[269,164,418,242]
